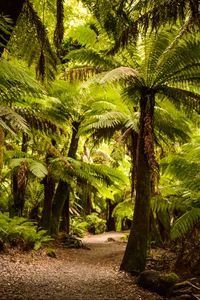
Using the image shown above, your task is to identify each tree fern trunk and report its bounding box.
[54,0,64,58]
[0,0,25,55]
[41,141,56,232]
[10,133,29,217]
[107,199,116,231]
[60,190,70,233]
[40,173,55,232]
[51,121,80,235]
[120,94,155,274]
[0,126,4,181]
[51,179,69,235]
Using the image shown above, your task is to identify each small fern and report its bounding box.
[0,213,52,250]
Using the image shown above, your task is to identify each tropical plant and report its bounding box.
[0,213,52,250]
[81,0,200,54]
[160,134,200,240]
[80,29,200,274]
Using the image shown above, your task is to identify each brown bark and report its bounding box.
[51,121,80,235]
[0,126,4,181]
[120,94,155,274]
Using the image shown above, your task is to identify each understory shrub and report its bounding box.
[173,223,200,276]
[59,233,83,248]
[69,217,88,237]
[86,213,106,234]
[0,213,52,250]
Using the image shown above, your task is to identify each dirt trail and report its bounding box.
[0,232,163,300]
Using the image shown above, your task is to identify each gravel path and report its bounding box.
[0,232,163,300]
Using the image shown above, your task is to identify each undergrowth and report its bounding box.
[0,213,52,251]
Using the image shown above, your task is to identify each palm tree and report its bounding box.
[88,29,200,273]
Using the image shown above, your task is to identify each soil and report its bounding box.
[0,231,163,300]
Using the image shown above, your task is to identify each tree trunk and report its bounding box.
[120,94,155,274]
[0,0,25,55]
[11,161,29,217]
[54,0,64,58]
[41,140,56,232]
[0,126,4,181]
[60,192,70,233]
[107,199,116,231]
[51,179,69,235]
[51,121,80,235]
[40,173,55,231]
[129,130,138,198]
[10,133,29,217]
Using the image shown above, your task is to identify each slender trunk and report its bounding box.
[11,161,29,217]
[54,0,64,58]
[51,180,69,235]
[10,133,29,217]
[40,140,56,232]
[86,189,92,215]
[51,121,80,235]
[0,126,4,181]
[120,94,155,274]
[107,199,116,231]
[40,173,55,231]
[21,133,29,153]
[60,191,70,233]
[0,0,25,55]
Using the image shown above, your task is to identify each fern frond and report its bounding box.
[0,58,43,101]
[171,208,200,240]
[0,14,13,49]
[8,158,48,179]
[66,49,118,70]
[14,105,65,136]
[9,1,57,84]
[0,105,28,135]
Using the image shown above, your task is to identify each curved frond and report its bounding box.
[154,102,191,143]
[66,49,118,70]
[0,106,28,135]
[0,58,43,101]
[9,1,57,84]
[171,208,200,240]
[8,158,48,179]
[99,66,141,85]
[159,86,200,113]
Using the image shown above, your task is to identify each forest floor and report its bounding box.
[0,231,163,300]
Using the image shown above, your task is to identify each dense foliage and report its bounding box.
[0,0,199,277]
